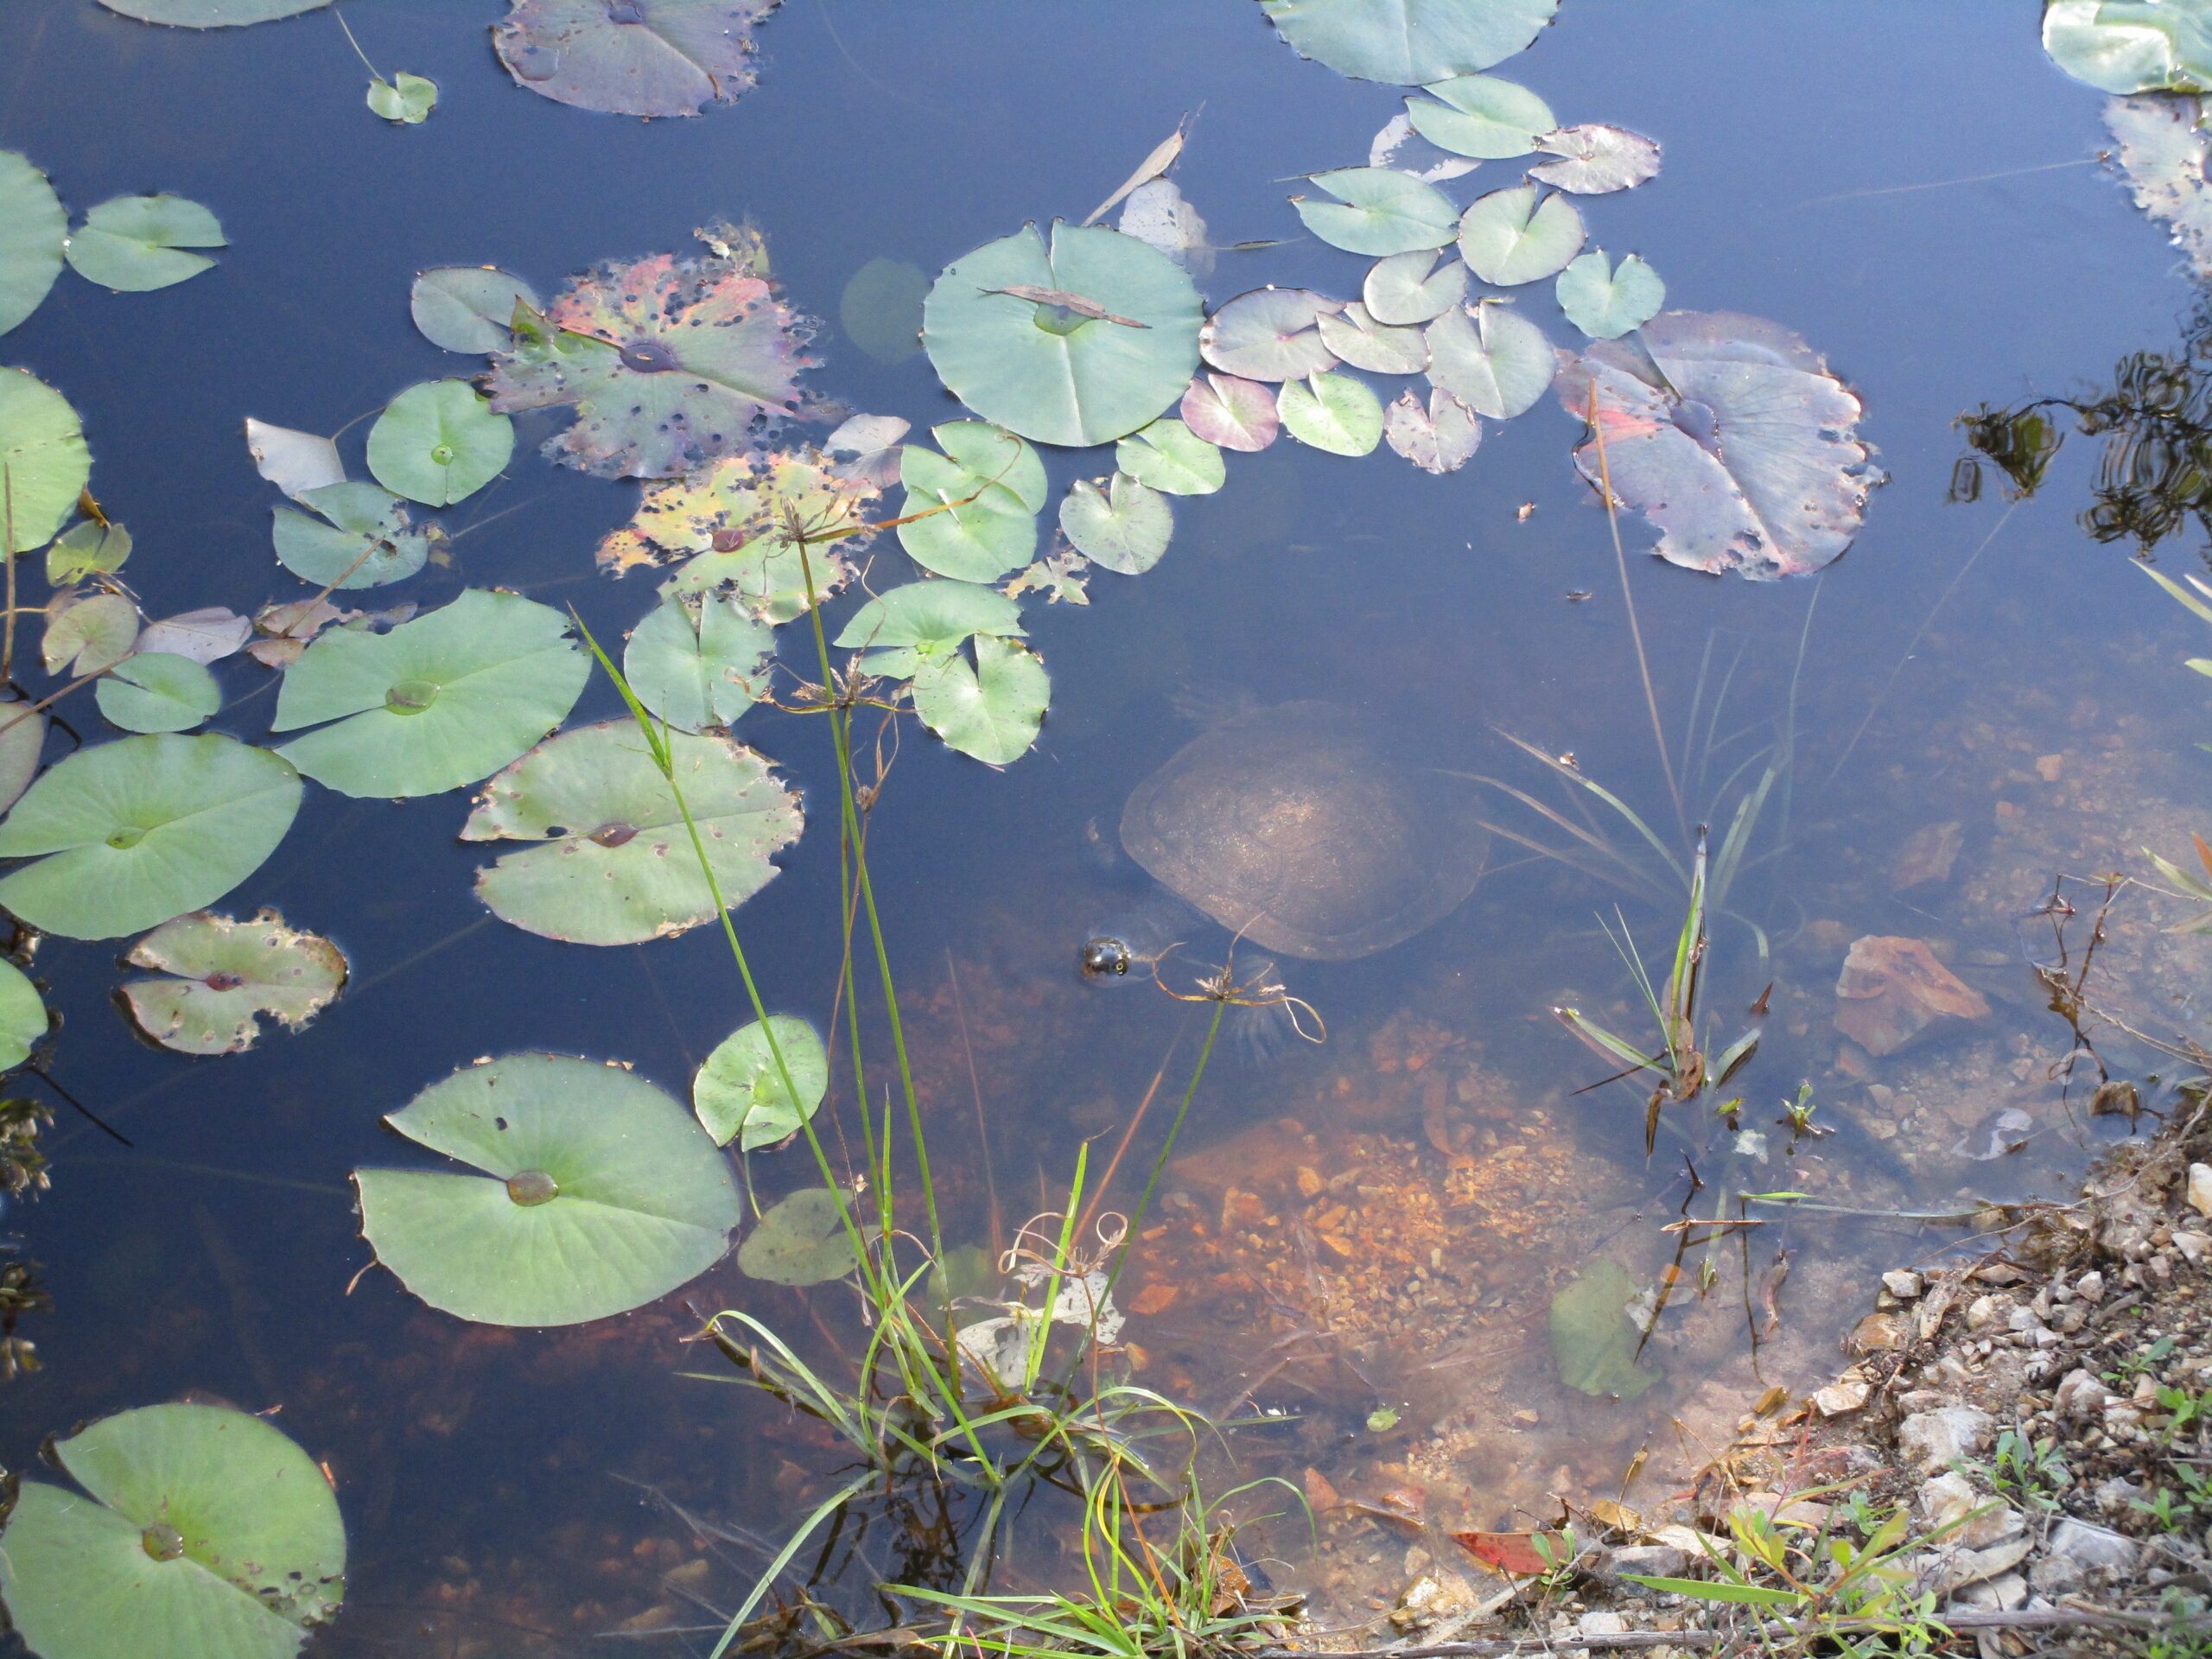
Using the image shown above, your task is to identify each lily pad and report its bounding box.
[464,721,800,945]
[1259,0,1558,83]
[1363,248,1467,325]
[493,0,779,118]
[272,588,588,799]
[410,267,539,353]
[0,696,47,817]
[1116,417,1225,494]
[0,151,65,337]
[42,593,138,677]
[1456,183,1585,285]
[1,368,90,554]
[1555,249,1665,340]
[1549,1259,1660,1399]
[244,417,344,501]
[621,591,773,733]
[97,653,220,734]
[1554,310,1878,578]
[47,519,132,584]
[486,247,817,480]
[922,222,1204,448]
[2108,92,2212,277]
[1368,111,1482,182]
[1119,178,1213,275]
[272,482,433,588]
[1278,372,1385,456]
[834,578,1025,678]
[1198,287,1338,381]
[620,448,874,620]
[137,607,250,664]
[366,72,437,124]
[0,958,45,1071]
[1383,387,1482,474]
[840,256,928,365]
[824,412,909,488]
[1181,372,1281,451]
[365,379,513,508]
[1318,301,1430,373]
[120,908,346,1056]
[2045,0,2212,92]
[912,634,1049,766]
[695,1015,826,1149]
[898,423,1045,582]
[1404,73,1555,157]
[1292,167,1458,256]
[356,1052,742,1325]
[64,194,226,292]
[1059,474,1173,575]
[0,734,302,940]
[1530,124,1663,194]
[0,1402,345,1659]
[739,1185,865,1286]
[1426,302,1554,419]
[96,0,330,22]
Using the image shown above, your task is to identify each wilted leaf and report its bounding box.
[1084,119,1189,226]
[1119,179,1213,275]
[1555,249,1665,340]
[1318,300,1429,373]
[136,606,251,663]
[410,266,539,353]
[2045,0,2212,92]
[1116,416,1225,494]
[365,379,513,507]
[1530,124,1662,194]
[0,150,65,337]
[1549,1258,1661,1398]
[2107,92,2212,278]
[839,255,928,365]
[617,447,874,621]
[493,0,779,118]
[1293,166,1458,256]
[913,634,1048,766]
[1,368,90,554]
[1383,387,1481,474]
[1363,247,1467,325]
[1059,474,1173,574]
[1278,372,1384,456]
[1181,371,1281,450]
[121,908,346,1055]
[96,652,220,734]
[64,194,226,292]
[1427,302,1553,419]
[1452,1529,1576,1576]
[1199,287,1339,381]
[695,1014,825,1149]
[1259,0,1558,84]
[823,412,908,488]
[1405,73,1554,158]
[1456,183,1585,284]
[245,416,345,500]
[1004,548,1090,605]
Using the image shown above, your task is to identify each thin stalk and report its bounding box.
[1586,381,1682,837]
[3,466,16,685]
[331,6,381,79]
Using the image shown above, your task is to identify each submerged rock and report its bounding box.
[1834,935,1991,1057]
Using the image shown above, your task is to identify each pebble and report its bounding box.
[1883,1269,1925,1300]
[1814,1380,1869,1418]
[2054,1368,2114,1417]
[1596,1545,1689,1586]
[2045,1516,2137,1573]
[1577,1611,1629,1637]
[2190,1164,2212,1217]
[1899,1405,1994,1473]
[1920,1471,2021,1547]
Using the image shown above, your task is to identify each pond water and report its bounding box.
[3,1,2212,1653]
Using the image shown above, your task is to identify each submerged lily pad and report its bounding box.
[834,578,1025,678]
[913,634,1048,766]
[1059,474,1173,574]
[898,422,1046,582]
[1550,1259,1660,1399]
[272,482,433,588]
[1199,287,1338,382]
[97,653,220,734]
[486,247,817,480]
[1530,124,1663,194]
[622,590,773,733]
[1363,248,1467,325]
[1404,73,1554,157]
[0,1402,345,1659]
[96,0,330,22]
[493,0,779,118]
[1456,183,1585,285]
[464,721,801,945]
[1555,249,1665,340]
[356,1052,742,1325]
[1278,372,1385,456]
[1116,417,1224,495]
[2045,0,2212,92]
[1181,371,1281,450]
[0,151,65,337]
[0,696,45,820]
[695,1014,826,1149]
[739,1185,865,1286]
[1383,387,1482,474]
[64,194,226,292]
[1554,310,1877,579]
[365,380,513,507]
[1293,167,1458,256]
[922,222,1204,448]
[1260,0,1557,83]
[1426,302,1554,419]
[1,368,90,554]
[272,589,588,799]
[840,256,928,365]
[0,958,45,1071]
[121,908,346,1055]
[0,734,302,940]
[410,266,539,353]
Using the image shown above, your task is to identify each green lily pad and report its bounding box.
[840,256,929,365]
[1556,250,1665,340]
[1116,417,1224,495]
[1404,73,1555,158]
[0,734,302,940]
[921,222,1204,448]
[1549,1259,1661,1399]
[1,368,91,554]
[42,593,139,677]
[1318,302,1430,373]
[0,696,43,819]
[739,1185,865,1286]
[493,0,779,118]
[410,267,539,354]
[695,1015,827,1149]
[97,653,220,734]
[1059,474,1173,575]
[271,482,432,589]
[271,589,587,799]
[1426,302,1554,420]
[1292,167,1459,256]
[120,908,346,1056]
[365,380,512,508]
[1198,287,1338,381]
[913,634,1048,766]
[2045,0,2212,92]
[367,72,437,124]
[356,1052,742,1325]
[898,423,1045,582]
[1260,0,1558,83]
[834,578,1025,678]
[1382,387,1482,474]
[1530,124,1663,194]
[1456,184,1586,286]
[1180,372,1281,450]
[0,958,46,1071]
[463,721,801,946]
[0,1402,346,1659]
[0,151,65,337]
[1363,249,1467,326]
[96,0,331,22]
[1277,372,1385,456]
[48,518,133,584]
[622,591,773,733]
[64,194,226,293]
[244,417,344,501]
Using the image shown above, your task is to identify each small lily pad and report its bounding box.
[493,0,779,118]
[1317,301,1430,373]
[1456,183,1585,285]
[1404,73,1555,158]
[1363,249,1467,325]
[365,379,513,508]
[367,71,437,124]
[1382,387,1482,474]
[42,593,139,677]
[121,908,346,1055]
[1530,124,1663,194]
[1198,287,1338,381]
[410,267,539,353]
[622,590,774,733]
[1,368,91,554]
[1116,417,1224,495]
[64,194,226,292]
[2044,0,2212,92]
[244,417,345,501]
[695,1014,826,1149]
[1277,372,1385,456]
[1425,302,1554,419]
[1292,167,1458,256]
[840,256,929,365]
[137,607,251,664]
[1555,249,1665,340]
[47,519,133,584]
[0,958,46,1070]
[1260,0,1558,83]
[0,150,65,336]
[1549,1259,1661,1399]
[1181,372,1281,450]
[96,0,330,22]
[898,423,1045,582]
[912,634,1048,766]
[1119,178,1213,274]
[1059,474,1173,574]
[833,578,1025,679]
[739,1185,866,1286]
[271,482,432,588]
[97,652,220,734]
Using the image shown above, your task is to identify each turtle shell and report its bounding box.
[1118,701,1486,961]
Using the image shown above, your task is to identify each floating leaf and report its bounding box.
[1259,0,1557,83]
[96,0,329,22]
[1292,166,1458,256]
[365,379,513,507]
[922,222,1203,448]
[1426,302,1553,419]
[42,592,138,677]
[622,591,773,733]
[271,481,433,588]
[64,194,226,292]
[1181,372,1281,451]
[463,721,799,945]
[1277,371,1385,456]
[357,1052,743,1325]
[2108,92,2212,277]
[839,255,928,365]
[2044,0,2212,92]
[493,0,779,118]
[1318,300,1429,373]
[1059,474,1173,574]
[0,696,47,817]
[410,266,539,353]
[0,734,302,940]
[1383,387,1482,474]
[740,1186,863,1286]
[137,606,250,664]
[244,416,344,501]
[0,368,90,554]
[1404,73,1554,157]
[1003,549,1090,605]
[97,653,219,734]
[1451,1529,1576,1577]
[1116,417,1225,494]
[1367,111,1482,182]
[1530,124,1662,194]
[695,1015,826,1149]
[120,908,346,1055]
[46,519,132,584]
[0,151,65,337]
[823,412,908,488]
[834,578,1025,678]
[272,588,588,798]
[620,448,874,620]
[0,959,44,1071]
[1456,183,1585,284]
[486,244,815,481]
[1198,287,1338,381]
[913,634,1048,766]
[1363,248,1467,325]
[897,423,1045,582]
[1554,311,1877,578]
[1119,179,1213,275]
[1549,1259,1661,1398]
[0,1402,345,1659]
[1555,249,1665,340]
[366,71,437,124]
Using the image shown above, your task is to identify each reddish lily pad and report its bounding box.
[493,0,779,118]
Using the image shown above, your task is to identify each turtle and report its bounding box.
[1108,699,1488,963]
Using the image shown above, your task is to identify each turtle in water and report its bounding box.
[1090,698,1488,967]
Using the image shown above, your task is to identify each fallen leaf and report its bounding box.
[1834,936,1990,1056]
[1452,1529,1573,1576]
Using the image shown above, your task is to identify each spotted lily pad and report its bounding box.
[912,634,1048,766]
[1555,250,1665,340]
[1277,372,1385,456]
[42,593,139,677]
[97,653,220,734]
[1292,167,1458,256]
[1116,417,1224,494]
[622,591,773,733]
[64,194,226,292]
[1426,302,1554,419]
[0,151,65,336]
[834,578,1025,678]
[356,1052,742,1325]
[0,1402,346,1659]
[898,422,1046,582]
[616,448,874,620]
[365,380,513,507]
[1382,387,1482,474]
[1118,178,1213,275]
[2108,92,2212,276]
[1260,0,1558,83]
[486,247,817,480]
[271,589,588,798]
[1181,372,1281,450]
[1549,1259,1660,1398]
[0,734,302,940]
[1059,474,1173,575]
[121,908,346,1055]
[463,721,800,945]
[1198,288,1338,381]
[1,368,91,554]
[1530,125,1663,194]
[0,959,45,1071]
[493,0,779,118]
[1456,183,1585,285]
[2045,0,2212,92]
[1403,73,1554,158]
[1363,249,1466,325]
[96,0,330,22]
[739,1185,865,1286]
[410,267,539,353]
[695,1014,826,1149]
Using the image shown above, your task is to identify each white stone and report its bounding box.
[1814,1381,1870,1417]
[2046,1516,2136,1573]
[1899,1405,1994,1473]
[1578,1611,1629,1637]
[1966,1294,1999,1331]
[1884,1269,1925,1300]
[2177,1230,2212,1264]
[2075,1269,2106,1301]
[1920,1471,2022,1547]
[2189,1163,2212,1217]
[2054,1368,2114,1418]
